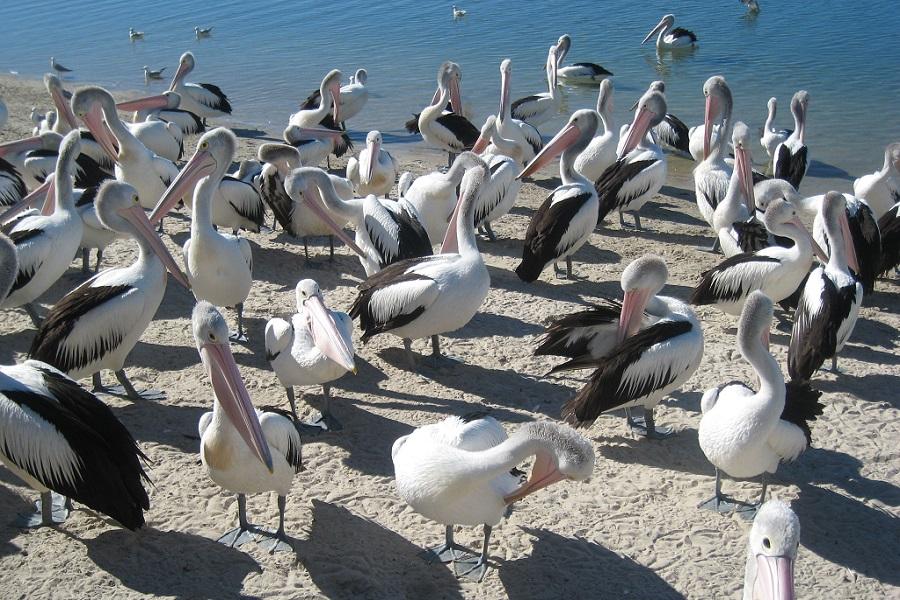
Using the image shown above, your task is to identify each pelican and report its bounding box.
[28,180,189,399]
[596,87,668,230]
[0,128,110,192]
[0,131,84,326]
[554,34,613,83]
[760,98,792,165]
[713,122,759,257]
[143,66,165,80]
[744,500,799,600]
[772,91,809,190]
[168,52,232,122]
[852,142,900,220]
[348,156,490,368]
[0,154,26,208]
[789,191,862,379]
[129,27,144,40]
[50,57,72,74]
[346,131,398,197]
[194,26,213,38]
[75,185,121,273]
[698,291,823,515]
[510,45,560,126]
[150,128,253,340]
[470,116,522,241]
[255,142,353,249]
[640,82,694,159]
[194,302,302,553]
[489,59,543,167]
[284,70,351,167]
[642,14,698,50]
[298,68,369,127]
[265,279,356,431]
[285,167,431,277]
[392,416,594,581]
[573,79,617,182]
[694,76,735,234]
[418,62,479,166]
[878,201,900,277]
[118,90,205,137]
[538,255,703,439]
[515,110,600,281]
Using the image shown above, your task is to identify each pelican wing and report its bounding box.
[510,95,545,122]
[74,153,113,189]
[877,203,900,276]
[260,411,303,473]
[6,225,51,294]
[523,190,594,261]
[595,158,658,222]
[654,114,690,154]
[774,144,807,189]
[220,176,264,231]
[264,317,293,362]
[193,83,232,113]
[259,168,294,233]
[847,200,881,293]
[432,114,480,152]
[515,119,544,156]
[159,109,205,136]
[689,253,781,306]
[0,159,27,206]
[535,297,623,363]
[779,380,824,446]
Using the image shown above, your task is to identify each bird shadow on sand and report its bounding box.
[814,371,900,406]
[499,528,683,600]
[597,425,713,478]
[231,128,280,142]
[293,500,464,600]
[847,316,899,350]
[659,184,696,203]
[861,288,900,312]
[0,325,35,363]
[445,310,543,340]
[111,399,208,454]
[0,476,33,558]
[250,242,363,289]
[794,446,900,508]
[600,222,711,248]
[83,528,263,599]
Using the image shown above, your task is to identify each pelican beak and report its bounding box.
[620,105,654,157]
[119,204,191,289]
[617,287,651,343]
[791,217,828,263]
[80,103,120,162]
[761,325,771,350]
[116,94,171,113]
[296,183,367,258]
[41,179,57,215]
[0,136,44,158]
[364,138,380,183]
[499,65,510,119]
[504,451,567,505]
[704,94,720,160]
[472,125,491,154]
[839,209,860,275]
[289,127,344,141]
[50,86,77,129]
[200,341,274,473]
[642,17,668,45]
[735,144,755,214]
[329,81,341,124]
[449,74,463,115]
[305,294,356,373]
[440,184,466,254]
[517,121,581,179]
[149,149,216,224]
[0,180,52,223]
[169,60,190,91]
[754,554,795,600]
[429,86,442,107]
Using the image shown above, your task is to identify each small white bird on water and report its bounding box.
[195,26,213,38]
[143,66,166,80]
[452,5,466,18]
[50,57,72,74]
[129,27,144,41]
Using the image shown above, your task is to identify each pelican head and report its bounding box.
[321,69,343,123]
[732,121,756,212]
[43,73,76,128]
[745,500,799,600]
[791,91,809,143]
[192,301,274,472]
[597,78,614,116]
[822,191,859,273]
[498,58,513,117]
[472,115,497,154]
[618,255,668,342]
[295,279,356,373]
[71,86,120,161]
[363,130,383,183]
[763,199,828,262]
[438,61,463,115]
[642,14,676,45]
[739,290,774,352]
[753,179,799,217]
[0,233,17,301]
[703,76,732,159]
[620,88,667,157]
[354,68,368,85]
[885,142,900,173]
[555,33,572,66]
[258,142,301,173]
[169,52,196,90]
[518,109,599,179]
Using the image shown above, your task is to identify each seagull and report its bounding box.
[129,28,144,41]
[452,5,466,17]
[49,57,72,74]
[143,66,166,80]
[195,26,213,38]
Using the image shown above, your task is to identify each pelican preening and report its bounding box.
[642,14,698,50]
[554,34,613,84]
[698,291,823,516]
[392,415,594,581]
[194,302,302,553]
[772,91,810,190]
[510,45,560,127]
[285,69,351,167]
[538,255,703,438]
[346,131,398,197]
[168,52,232,123]
[401,153,480,246]
[418,62,479,166]
[299,68,369,128]
[712,122,758,257]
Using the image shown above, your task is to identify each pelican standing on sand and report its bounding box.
[515,110,600,281]
[168,52,232,123]
[698,291,823,516]
[694,76,736,234]
[151,128,253,340]
[349,156,490,368]
[537,255,703,439]
[265,279,356,431]
[28,181,190,399]
[470,116,523,240]
[743,501,800,600]
[773,91,810,190]
[392,416,594,581]
[712,122,759,257]
[573,79,617,182]
[194,302,302,553]
[418,62,479,166]
[346,131,398,197]
[642,14,698,50]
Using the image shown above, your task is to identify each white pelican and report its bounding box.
[488,59,543,167]
[596,87,668,230]
[419,62,480,166]
[713,122,758,257]
[698,291,823,515]
[265,279,356,431]
[284,70,350,167]
[150,128,253,340]
[470,116,522,241]
[694,76,735,234]
[285,167,431,277]
[255,142,353,247]
[554,34,613,83]
[642,14,698,50]
[0,129,110,192]
[744,500,799,600]
[510,45,560,127]
[691,199,827,315]
[50,57,72,74]
[515,110,600,281]
[75,185,121,273]
[788,191,862,379]
[0,131,84,325]
[392,415,594,581]
[29,180,189,399]
[852,142,900,220]
[573,79,617,181]
[760,98,792,165]
[168,52,232,123]
[772,91,809,190]
[299,68,369,127]
[349,157,490,368]
[117,90,205,137]
[193,301,302,553]
[346,131,398,197]
[538,255,703,439]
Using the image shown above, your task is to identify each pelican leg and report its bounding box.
[823,355,840,373]
[631,212,643,230]
[81,248,90,273]
[735,475,768,521]
[106,369,166,401]
[403,338,418,370]
[302,384,343,432]
[257,495,293,553]
[697,468,742,514]
[217,494,257,548]
[229,303,248,342]
[157,217,164,234]
[454,525,492,582]
[16,491,69,528]
[23,303,42,327]
[92,372,104,392]
[618,212,628,228]
[421,525,473,564]
[94,248,103,272]
[553,261,565,279]
[285,387,300,425]
[329,235,335,260]
[700,237,721,253]
[482,223,498,242]
[565,256,574,280]
[626,406,673,439]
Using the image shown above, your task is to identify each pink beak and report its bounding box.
[839,209,860,274]
[617,287,651,343]
[754,554,795,600]
[290,127,344,142]
[80,103,120,162]
[200,342,274,472]
[50,86,77,129]
[0,180,52,223]
[364,138,380,183]
[704,94,719,160]
[449,75,463,115]
[0,136,44,158]
[297,184,367,258]
[471,129,491,154]
[305,294,356,372]
[440,186,465,254]
[168,61,190,91]
[517,122,581,179]
[620,106,654,158]
[499,65,510,119]
[330,81,341,124]
[791,216,829,263]
[149,149,217,224]
[429,86,442,107]
[116,94,171,113]
[120,204,191,289]
[504,451,568,505]
[735,145,756,214]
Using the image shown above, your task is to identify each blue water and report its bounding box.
[3,0,899,191]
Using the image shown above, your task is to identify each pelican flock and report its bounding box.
[0,15,895,599]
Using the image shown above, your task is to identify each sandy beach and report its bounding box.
[0,74,898,600]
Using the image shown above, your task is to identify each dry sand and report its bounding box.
[0,74,898,600]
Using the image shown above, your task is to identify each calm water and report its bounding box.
[3,0,899,192]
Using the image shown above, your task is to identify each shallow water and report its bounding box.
[3,0,898,192]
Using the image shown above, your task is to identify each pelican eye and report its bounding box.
[133,195,140,204]
[200,141,209,150]
[209,332,217,342]
[762,538,771,549]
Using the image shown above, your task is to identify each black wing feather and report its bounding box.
[595,158,657,223]
[781,380,824,445]
[690,253,781,305]
[877,204,900,276]
[197,83,232,114]
[847,201,881,293]
[534,298,622,359]
[516,191,593,282]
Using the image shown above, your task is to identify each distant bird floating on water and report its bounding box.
[143,66,166,80]
[129,27,144,41]
[195,26,213,38]
[49,57,72,74]
[741,0,760,14]
[452,5,466,18]
[554,34,613,83]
